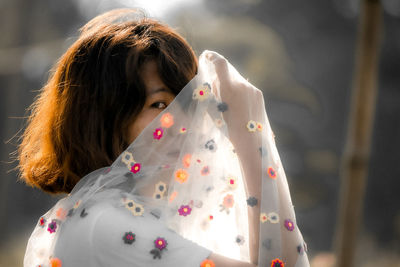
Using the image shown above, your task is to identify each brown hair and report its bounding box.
[16,9,198,194]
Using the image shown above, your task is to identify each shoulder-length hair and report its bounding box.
[16,9,198,194]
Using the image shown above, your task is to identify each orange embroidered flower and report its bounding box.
[160,112,174,128]
[267,167,277,179]
[56,208,67,220]
[223,194,234,208]
[174,169,188,183]
[182,154,191,168]
[50,257,62,267]
[271,258,284,267]
[201,259,215,267]
[169,191,178,202]
[256,122,263,131]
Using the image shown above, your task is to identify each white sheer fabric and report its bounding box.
[24,50,309,267]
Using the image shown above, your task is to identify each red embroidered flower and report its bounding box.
[47,220,57,234]
[284,219,295,231]
[201,259,215,267]
[131,163,141,173]
[38,217,46,227]
[153,128,164,140]
[180,127,187,133]
[267,167,277,179]
[154,237,168,250]
[178,205,192,216]
[271,258,284,267]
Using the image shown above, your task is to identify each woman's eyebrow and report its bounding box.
[148,87,171,95]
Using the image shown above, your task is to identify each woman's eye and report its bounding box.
[151,102,167,109]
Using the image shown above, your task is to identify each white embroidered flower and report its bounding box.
[268,212,280,224]
[192,83,211,101]
[246,120,257,132]
[121,151,135,169]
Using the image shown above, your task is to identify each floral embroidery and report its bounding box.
[205,139,217,152]
[80,208,88,218]
[227,175,238,190]
[154,237,168,250]
[153,128,164,140]
[174,169,189,183]
[182,154,191,168]
[189,199,203,208]
[271,258,284,267]
[49,257,62,267]
[247,196,258,207]
[153,182,167,200]
[55,208,67,220]
[260,213,268,223]
[160,112,174,128]
[267,167,277,179]
[178,205,192,216]
[121,151,135,168]
[220,194,234,213]
[131,163,141,174]
[73,200,82,209]
[217,102,228,112]
[179,127,187,133]
[284,219,295,231]
[268,212,280,224]
[123,231,136,244]
[256,122,263,131]
[235,235,245,245]
[208,215,214,220]
[214,118,224,127]
[201,166,210,176]
[123,199,145,216]
[259,146,267,157]
[150,237,168,259]
[297,242,308,254]
[169,191,178,202]
[263,239,272,250]
[193,82,211,101]
[246,120,257,132]
[47,220,57,234]
[201,259,215,267]
[38,217,46,227]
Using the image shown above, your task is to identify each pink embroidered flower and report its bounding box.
[160,113,174,128]
[47,220,57,234]
[267,167,277,179]
[153,128,164,140]
[222,194,234,208]
[284,219,295,231]
[154,237,168,250]
[56,207,67,220]
[131,163,141,173]
[178,205,192,216]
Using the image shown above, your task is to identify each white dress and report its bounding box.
[24,50,309,267]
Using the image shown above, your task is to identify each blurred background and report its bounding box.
[0,0,399,266]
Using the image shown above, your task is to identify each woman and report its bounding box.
[19,9,309,267]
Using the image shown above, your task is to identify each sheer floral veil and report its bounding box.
[24,50,309,267]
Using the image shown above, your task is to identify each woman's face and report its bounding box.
[126,60,176,144]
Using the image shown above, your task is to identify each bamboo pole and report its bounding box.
[334,1,382,267]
